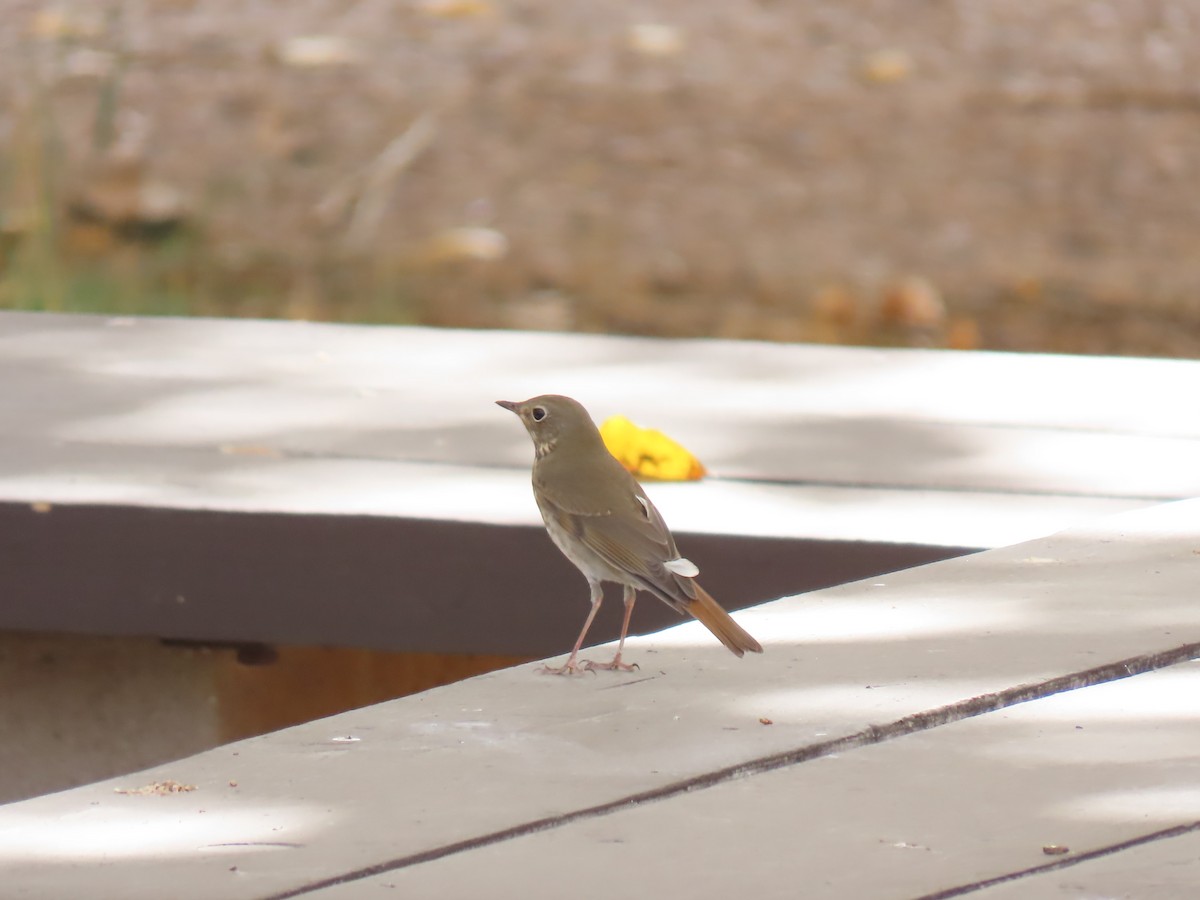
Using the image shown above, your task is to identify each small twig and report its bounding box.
[316,112,438,248]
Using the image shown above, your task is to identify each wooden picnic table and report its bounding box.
[3,311,1194,654]
[1,497,1197,899]
[1,311,1199,898]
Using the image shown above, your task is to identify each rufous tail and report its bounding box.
[684,583,763,657]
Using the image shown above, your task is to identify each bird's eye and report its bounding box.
[531,406,547,422]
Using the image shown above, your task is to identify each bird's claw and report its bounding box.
[537,660,587,676]
[582,657,640,673]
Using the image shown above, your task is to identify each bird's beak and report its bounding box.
[495,400,519,413]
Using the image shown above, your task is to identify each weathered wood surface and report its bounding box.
[6,310,1194,654]
[1,499,1197,899]
[3,312,1199,505]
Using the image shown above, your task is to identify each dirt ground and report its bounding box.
[2,0,1199,357]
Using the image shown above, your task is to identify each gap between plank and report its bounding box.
[261,640,1200,900]
[911,819,1200,899]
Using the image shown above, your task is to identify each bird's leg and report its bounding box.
[583,585,639,672]
[539,581,603,676]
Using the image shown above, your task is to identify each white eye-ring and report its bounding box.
[531,406,547,421]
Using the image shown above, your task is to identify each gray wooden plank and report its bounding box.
[0,436,1143,548]
[1,499,1197,900]
[316,665,1200,900]
[977,828,1200,899]
[3,310,1168,652]
[2,311,1199,500]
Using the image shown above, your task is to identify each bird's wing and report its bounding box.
[538,482,698,607]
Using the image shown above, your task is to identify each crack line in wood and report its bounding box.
[260,640,1200,900]
[909,819,1200,900]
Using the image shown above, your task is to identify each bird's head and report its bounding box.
[496,394,599,459]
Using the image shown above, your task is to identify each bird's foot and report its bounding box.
[537,658,590,676]
[582,655,639,673]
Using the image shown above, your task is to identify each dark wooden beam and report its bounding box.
[0,502,970,656]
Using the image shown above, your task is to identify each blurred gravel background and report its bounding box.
[2,0,1198,356]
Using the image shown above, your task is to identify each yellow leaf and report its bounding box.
[599,415,707,482]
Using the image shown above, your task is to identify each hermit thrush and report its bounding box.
[498,394,762,675]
